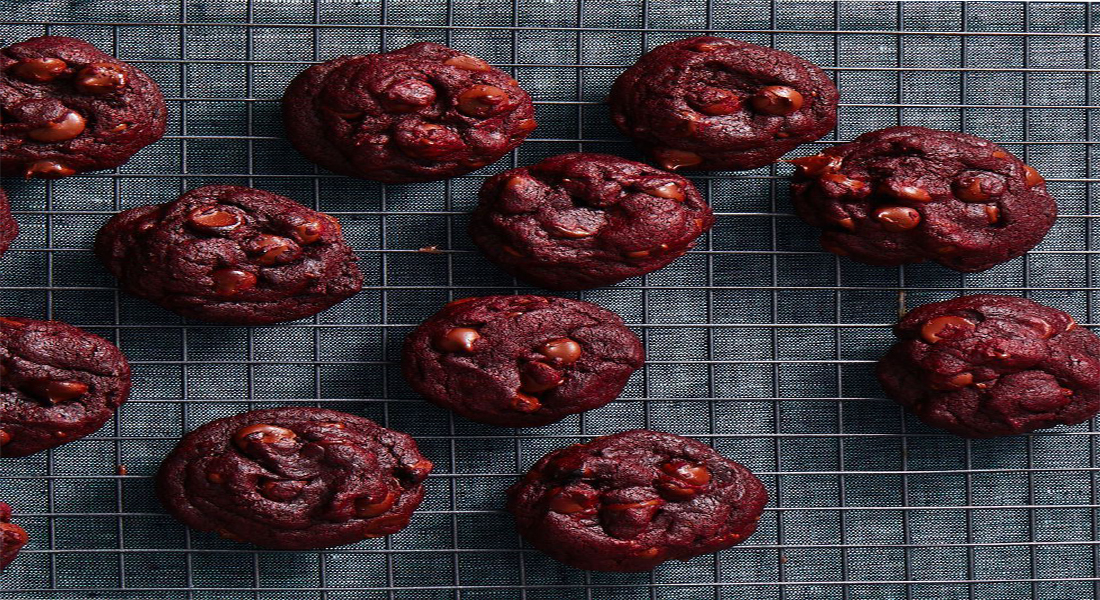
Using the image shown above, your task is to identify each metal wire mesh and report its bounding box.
[3,0,1100,598]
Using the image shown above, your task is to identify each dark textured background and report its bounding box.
[2,1,1099,598]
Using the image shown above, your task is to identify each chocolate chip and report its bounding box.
[626,249,651,258]
[511,391,541,412]
[27,379,89,404]
[550,224,598,238]
[821,173,866,191]
[355,491,397,517]
[645,182,685,201]
[294,218,325,244]
[12,57,67,82]
[188,206,243,233]
[259,479,308,501]
[520,361,564,393]
[653,148,703,171]
[250,235,301,266]
[693,87,740,116]
[984,205,1000,225]
[833,216,856,231]
[73,62,127,95]
[211,268,258,296]
[660,459,711,486]
[0,430,11,446]
[382,79,436,112]
[691,41,723,52]
[233,423,296,447]
[436,327,479,352]
[1023,164,1044,188]
[515,118,538,134]
[874,206,921,232]
[443,54,491,72]
[539,338,582,365]
[954,173,1004,202]
[992,150,1009,159]
[920,315,976,344]
[456,84,509,118]
[789,154,842,177]
[396,122,465,159]
[885,185,932,204]
[751,85,803,116]
[0,317,25,327]
[947,372,974,388]
[657,479,699,499]
[206,471,225,484]
[324,106,364,119]
[602,498,664,512]
[28,109,86,142]
[549,488,596,514]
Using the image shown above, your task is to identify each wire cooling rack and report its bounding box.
[4,1,1100,598]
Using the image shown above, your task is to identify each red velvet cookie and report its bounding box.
[1,317,131,457]
[468,153,714,290]
[95,185,362,325]
[507,429,768,572]
[1,36,166,179]
[790,127,1056,272]
[283,42,536,183]
[610,36,838,171]
[156,407,433,550]
[0,502,28,569]
[878,295,1100,437]
[402,295,644,427]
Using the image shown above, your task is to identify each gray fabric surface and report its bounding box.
[2,1,1099,598]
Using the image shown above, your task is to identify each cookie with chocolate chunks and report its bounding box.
[878,295,1100,437]
[95,185,362,325]
[282,42,536,183]
[0,503,28,569]
[1,36,166,179]
[507,429,768,572]
[609,36,838,171]
[468,153,714,290]
[157,407,432,549]
[790,126,1056,272]
[1,317,131,457]
[402,295,644,427]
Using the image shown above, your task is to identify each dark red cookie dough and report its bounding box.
[402,295,644,427]
[95,185,362,325]
[790,126,1056,272]
[0,317,131,457]
[156,407,433,550]
[0,502,28,569]
[877,295,1100,438]
[609,36,837,172]
[468,153,714,290]
[282,42,536,183]
[1,36,166,179]
[507,429,768,572]
[0,188,17,258]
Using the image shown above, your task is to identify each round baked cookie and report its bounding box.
[1,36,166,179]
[877,295,1100,438]
[790,126,1056,272]
[0,502,28,569]
[609,36,838,172]
[0,188,17,258]
[507,429,768,572]
[283,42,536,183]
[468,153,715,290]
[402,295,644,427]
[0,317,131,457]
[156,407,433,550]
[95,185,362,325]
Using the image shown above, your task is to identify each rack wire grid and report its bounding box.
[4,0,1100,598]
